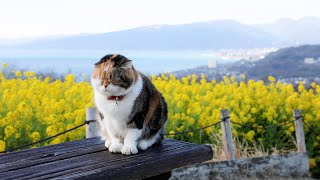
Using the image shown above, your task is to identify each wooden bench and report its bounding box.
[0,138,213,180]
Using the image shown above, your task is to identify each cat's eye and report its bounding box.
[111,78,122,84]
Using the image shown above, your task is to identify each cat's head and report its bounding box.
[91,54,138,96]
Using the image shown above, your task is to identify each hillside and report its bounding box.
[170,45,320,84]
[229,45,320,80]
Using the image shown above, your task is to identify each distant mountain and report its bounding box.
[1,17,320,50]
[255,17,320,46]
[0,20,273,50]
[230,45,320,80]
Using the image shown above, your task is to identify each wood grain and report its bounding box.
[0,138,213,180]
[220,109,235,160]
[293,110,307,153]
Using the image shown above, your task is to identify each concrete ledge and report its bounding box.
[171,152,310,180]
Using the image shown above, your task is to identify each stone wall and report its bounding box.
[171,152,310,180]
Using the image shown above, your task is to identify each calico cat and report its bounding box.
[91,54,168,155]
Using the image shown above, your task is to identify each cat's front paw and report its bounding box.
[105,140,111,148]
[108,142,123,153]
[121,144,138,155]
[137,140,149,150]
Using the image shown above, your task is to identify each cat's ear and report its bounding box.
[122,60,133,69]
[94,61,102,67]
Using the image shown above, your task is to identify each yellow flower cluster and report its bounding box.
[152,73,320,173]
[0,69,94,151]
[0,66,319,175]
[152,74,319,140]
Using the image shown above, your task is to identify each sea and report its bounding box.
[0,50,236,76]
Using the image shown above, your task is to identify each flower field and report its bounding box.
[0,68,94,150]
[0,65,319,176]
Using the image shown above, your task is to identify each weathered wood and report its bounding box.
[220,109,235,160]
[293,110,307,153]
[0,138,213,180]
[86,107,100,138]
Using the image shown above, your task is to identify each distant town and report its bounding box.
[173,45,320,87]
[201,48,278,61]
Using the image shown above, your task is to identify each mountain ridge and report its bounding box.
[1,17,320,50]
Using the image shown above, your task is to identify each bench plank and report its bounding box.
[0,138,213,180]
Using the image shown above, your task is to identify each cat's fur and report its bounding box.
[91,54,168,155]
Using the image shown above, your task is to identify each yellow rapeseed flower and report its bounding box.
[2,63,8,69]
[0,140,5,152]
[251,107,257,114]
[268,76,276,83]
[15,133,21,139]
[4,126,15,138]
[30,132,41,142]
[245,130,255,143]
[15,70,22,77]
[310,158,317,169]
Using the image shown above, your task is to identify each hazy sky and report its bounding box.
[1,0,319,39]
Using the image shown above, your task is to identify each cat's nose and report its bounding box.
[102,82,108,88]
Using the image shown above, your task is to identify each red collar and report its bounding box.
[107,95,126,101]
